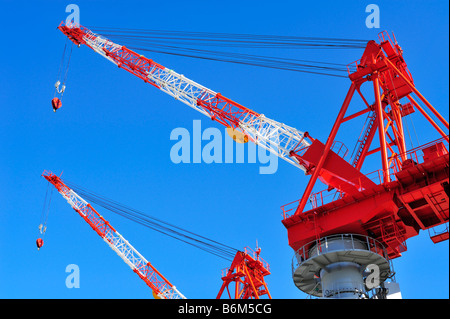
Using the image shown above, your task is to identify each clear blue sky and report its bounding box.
[0,0,448,299]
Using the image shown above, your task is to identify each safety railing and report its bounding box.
[378,31,399,54]
[280,166,397,219]
[220,246,270,278]
[281,136,449,219]
[390,136,449,174]
[292,234,390,268]
[243,246,270,273]
[331,140,350,161]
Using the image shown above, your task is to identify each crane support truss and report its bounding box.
[217,247,271,299]
[55,21,449,275]
[282,32,449,259]
[42,170,186,299]
[58,23,311,173]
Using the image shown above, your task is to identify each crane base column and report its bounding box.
[291,234,393,298]
[320,261,364,299]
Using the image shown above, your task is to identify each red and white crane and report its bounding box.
[42,170,186,299]
[56,23,311,173]
[41,170,273,299]
[54,22,449,298]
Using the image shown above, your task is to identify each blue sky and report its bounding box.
[0,0,448,299]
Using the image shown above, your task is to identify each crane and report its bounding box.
[42,170,186,299]
[42,170,272,299]
[56,22,373,196]
[280,32,449,297]
[217,246,271,299]
[55,22,449,298]
[281,32,448,253]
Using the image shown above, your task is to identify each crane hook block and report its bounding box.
[51,97,62,112]
[36,238,44,250]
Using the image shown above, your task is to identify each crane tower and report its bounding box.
[281,32,449,298]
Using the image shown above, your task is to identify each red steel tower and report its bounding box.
[217,246,271,299]
[281,32,448,298]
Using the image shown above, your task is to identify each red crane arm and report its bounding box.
[42,170,186,299]
[282,32,449,259]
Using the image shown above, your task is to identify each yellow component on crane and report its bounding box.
[226,127,249,144]
[152,290,163,299]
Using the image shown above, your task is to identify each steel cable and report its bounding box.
[64,180,239,261]
[86,26,367,78]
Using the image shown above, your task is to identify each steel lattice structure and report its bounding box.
[42,170,186,299]
[58,23,311,173]
[54,22,449,298]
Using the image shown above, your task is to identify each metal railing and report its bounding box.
[292,234,398,299]
[220,246,270,277]
[281,136,449,219]
[292,234,390,270]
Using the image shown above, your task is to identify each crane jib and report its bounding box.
[56,22,313,173]
[59,23,406,204]
[42,170,186,299]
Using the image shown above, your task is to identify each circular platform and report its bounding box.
[292,234,392,297]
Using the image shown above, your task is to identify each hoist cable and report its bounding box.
[56,38,68,81]
[39,182,53,236]
[123,41,348,72]
[68,183,238,260]
[85,26,366,78]
[54,38,68,97]
[64,180,239,261]
[89,26,369,47]
[101,34,366,49]
[62,42,74,85]
[128,46,349,78]
[40,182,50,227]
